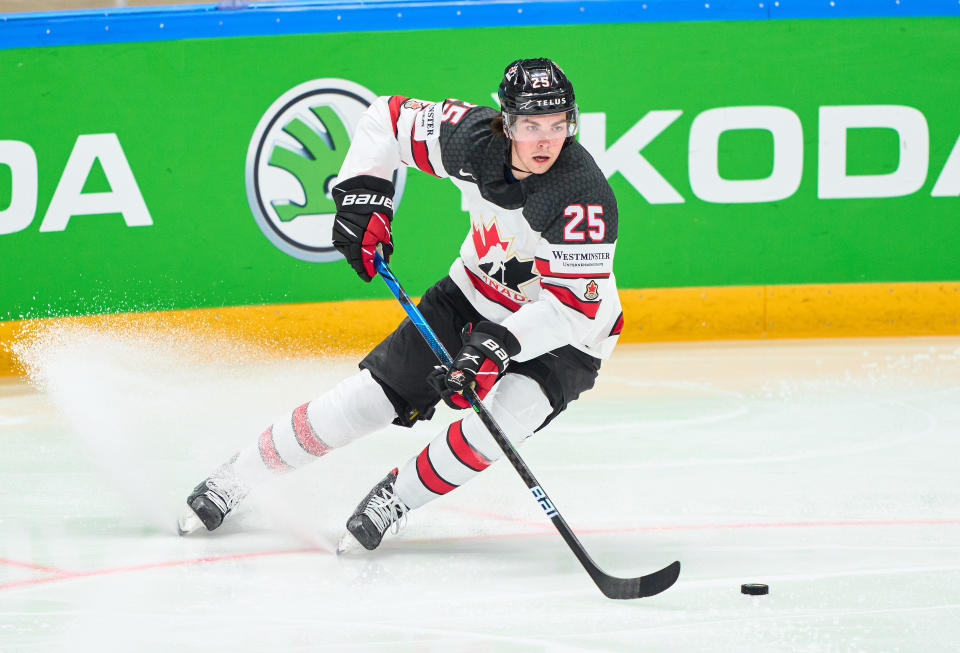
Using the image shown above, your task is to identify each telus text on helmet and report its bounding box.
[578,105,960,204]
[518,98,568,110]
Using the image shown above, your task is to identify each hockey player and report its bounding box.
[179,58,623,552]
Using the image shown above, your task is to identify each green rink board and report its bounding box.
[1,18,959,320]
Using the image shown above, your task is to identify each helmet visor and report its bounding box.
[504,108,578,142]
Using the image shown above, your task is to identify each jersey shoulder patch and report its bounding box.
[439,104,499,176]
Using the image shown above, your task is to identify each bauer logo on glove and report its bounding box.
[331,175,396,282]
[339,193,394,209]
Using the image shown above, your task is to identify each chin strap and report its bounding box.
[506,140,535,176]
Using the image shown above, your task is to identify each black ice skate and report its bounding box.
[177,460,249,535]
[337,468,409,554]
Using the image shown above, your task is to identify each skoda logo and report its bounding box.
[245,79,407,262]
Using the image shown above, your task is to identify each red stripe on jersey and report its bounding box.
[258,426,294,472]
[410,122,439,177]
[415,445,457,495]
[387,95,407,138]
[292,402,329,457]
[464,267,523,312]
[446,420,491,472]
[610,312,624,336]
[541,281,601,319]
[534,257,611,280]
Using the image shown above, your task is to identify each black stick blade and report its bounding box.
[595,560,681,600]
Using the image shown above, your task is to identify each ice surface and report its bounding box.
[1,329,959,652]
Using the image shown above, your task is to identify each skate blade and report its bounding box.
[336,531,365,556]
[177,509,204,536]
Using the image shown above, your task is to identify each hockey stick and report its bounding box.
[374,252,680,599]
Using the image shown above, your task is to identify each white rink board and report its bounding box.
[1,333,959,652]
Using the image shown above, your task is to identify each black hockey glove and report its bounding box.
[331,175,395,282]
[426,321,521,409]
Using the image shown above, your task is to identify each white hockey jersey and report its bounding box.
[338,96,623,362]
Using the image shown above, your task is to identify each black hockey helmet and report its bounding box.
[498,58,578,140]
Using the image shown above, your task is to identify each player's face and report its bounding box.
[509,113,568,176]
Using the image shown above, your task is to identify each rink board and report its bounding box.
[3,280,959,376]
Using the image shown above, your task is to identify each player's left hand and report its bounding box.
[427,321,521,409]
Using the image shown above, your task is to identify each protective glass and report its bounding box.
[504,108,579,142]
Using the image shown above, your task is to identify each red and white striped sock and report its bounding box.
[394,374,552,510]
[231,369,397,487]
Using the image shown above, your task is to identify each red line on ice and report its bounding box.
[2,519,956,591]
[0,547,327,592]
[0,557,69,574]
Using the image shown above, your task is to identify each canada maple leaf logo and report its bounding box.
[472,219,512,262]
[471,218,537,296]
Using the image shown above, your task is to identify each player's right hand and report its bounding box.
[331,175,396,282]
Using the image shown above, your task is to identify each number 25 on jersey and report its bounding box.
[563,204,605,242]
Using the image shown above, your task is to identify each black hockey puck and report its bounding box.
[741,583,769,595]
